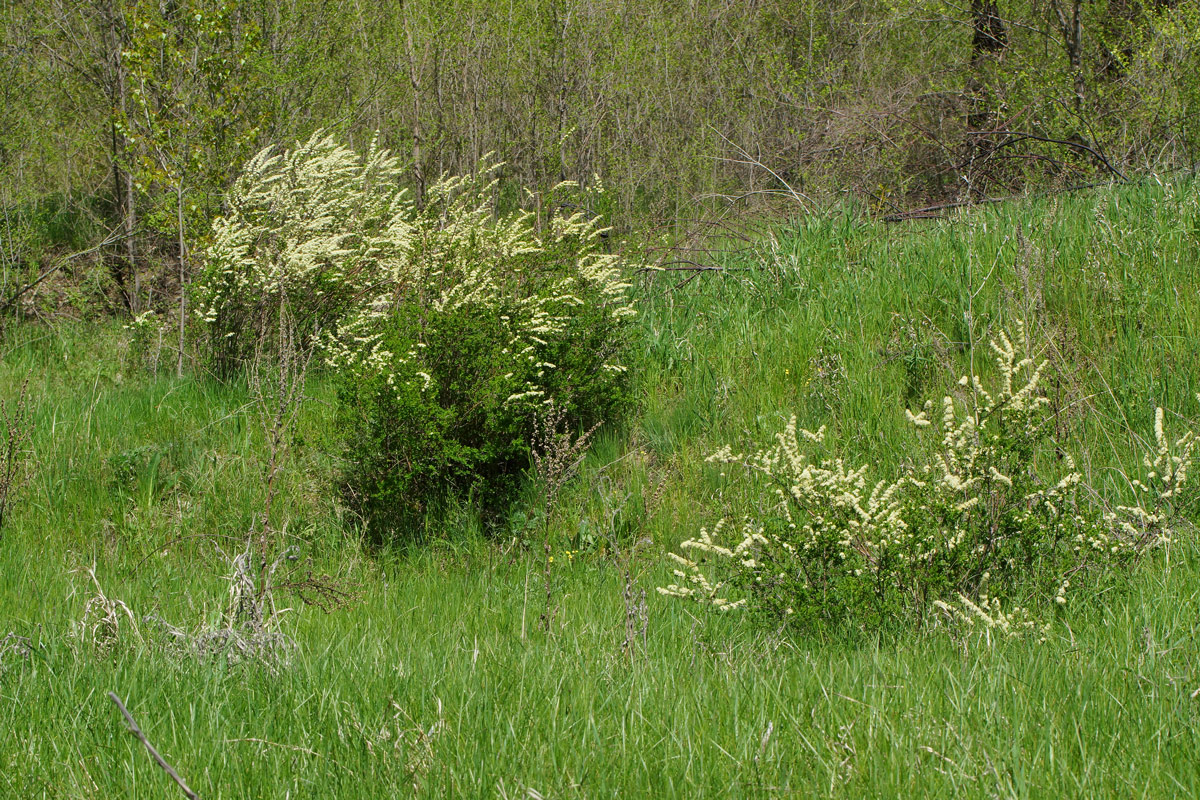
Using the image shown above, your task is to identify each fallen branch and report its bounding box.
[108,692,200,800]
[882,181,1115,222]
[965,130,1129,182]
[635,260,742,275]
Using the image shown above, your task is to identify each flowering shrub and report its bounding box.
[660,325,1197,632]
[124,310,164,374]
[331,166,636,538]
[197,133,412,373]
[200,132,637,540]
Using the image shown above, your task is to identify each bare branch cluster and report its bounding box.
[531,400,602,519]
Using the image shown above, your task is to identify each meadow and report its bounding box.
[3,179,1200,798]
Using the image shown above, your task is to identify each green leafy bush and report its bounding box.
[330,167,637,540]
[201,133,637,541]
[660,325,1197,633]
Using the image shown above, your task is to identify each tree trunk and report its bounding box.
[177,180,186,377]
[1052,0,1086,113]
[963,0,1009,193]
[967,0,1008,132]
[103,0,138,313]
[402,9,425,208]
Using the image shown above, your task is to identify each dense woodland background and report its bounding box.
[3,0,1199,319]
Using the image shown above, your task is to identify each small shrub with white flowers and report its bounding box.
[124,310,165,374]
[660,324,1196,633]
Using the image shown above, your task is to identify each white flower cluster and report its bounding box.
[324,164,635,404]
[124,310,165,372]
[199,132,412,348]
[658,519,759,609]
[200,133,636,400]
[1108,402,1198,545]
[661,325,1197,625]
[933,594,1050,644]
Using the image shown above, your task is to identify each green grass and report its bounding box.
[3,179,1200,797]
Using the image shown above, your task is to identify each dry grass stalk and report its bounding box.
[0,375,32,540]
[74,564,142,651]
[147,540,353,670]
[354,698,446,794]
[134,307,316,669]
[531,400,601,633]
[79,305,352,670]
[622,566,648,660]
[0,631,33,675]
[149,544,297,669]
[597,477,651,662]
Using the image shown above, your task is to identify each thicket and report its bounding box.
[6,0,1200,323]
[199,134,638,540]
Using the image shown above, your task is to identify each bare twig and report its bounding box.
[107,692,200,800]
[223,738,320,757]
[244,303,354,614]
[709,126,818,212]
[247,302,313,563]
[622,552,649,660]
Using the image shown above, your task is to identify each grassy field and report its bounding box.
[3,180,1200,797]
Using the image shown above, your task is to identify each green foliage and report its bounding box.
[662,324,1197,633]
[0,195,101,308]
[330,166,637,541]
[1,195,98,258]
[335,307,525,534]
[119,0,265,236]
[14,0,1200,278]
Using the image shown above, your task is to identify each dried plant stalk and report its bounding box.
[531,400,601,632]
[0,375,32,540]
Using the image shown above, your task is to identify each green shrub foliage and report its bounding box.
[201,133,637,540]
[661,325,1197,633]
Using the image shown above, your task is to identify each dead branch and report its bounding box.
[107,692,200,800]
[965,130,1128,182]
[882,181,1115,221]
